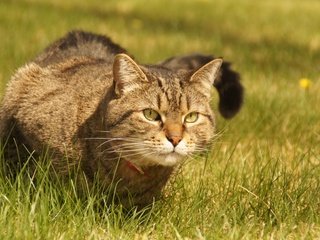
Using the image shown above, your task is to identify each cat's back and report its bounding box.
[0,30,128,155]
[3,30,124,115]
[5,56,111,110]
[0,56,113,151]
[34,30,127,67]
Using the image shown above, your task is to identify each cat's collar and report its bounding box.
[125,160,149,177]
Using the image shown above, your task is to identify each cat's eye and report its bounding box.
[184,112,199,123]
[143,109,161,121]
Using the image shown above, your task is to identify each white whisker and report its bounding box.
[103,150,158,161]
[96,137,144,148]
[100,142,148,152]
[105,148,153,154]
[101,145,153,155]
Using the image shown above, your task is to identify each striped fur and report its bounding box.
[0,31,237,208]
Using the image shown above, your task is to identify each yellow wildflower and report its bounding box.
[299,78,312,89]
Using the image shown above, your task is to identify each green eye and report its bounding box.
[143,109,161,121]
[185,112,199,123]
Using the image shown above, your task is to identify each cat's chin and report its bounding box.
[131,152,186,167]
[156,153,184,166]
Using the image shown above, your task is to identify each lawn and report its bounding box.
[0,0,319,239]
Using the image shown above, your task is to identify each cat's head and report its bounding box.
[105,54,222,167]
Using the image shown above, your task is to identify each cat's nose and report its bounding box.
[166,135,182,147]
[164,120,183,147]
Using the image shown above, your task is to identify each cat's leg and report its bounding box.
[0,114,31,176]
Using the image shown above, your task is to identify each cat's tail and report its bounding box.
[160,54,244,119]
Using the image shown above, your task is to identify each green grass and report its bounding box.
[0,0,320,239]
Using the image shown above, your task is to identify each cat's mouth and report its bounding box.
[109,138,190,167]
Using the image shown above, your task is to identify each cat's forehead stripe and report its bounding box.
[176,77,183,109]
[156,76,183,111]
[156,76,164,89]
[156,93,162,110]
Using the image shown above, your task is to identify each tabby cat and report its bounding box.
[0,31,243,208]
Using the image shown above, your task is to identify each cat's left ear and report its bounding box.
[190,58,223,98]
[113,54,148,96]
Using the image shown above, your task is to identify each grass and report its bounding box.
[0,0,320,239]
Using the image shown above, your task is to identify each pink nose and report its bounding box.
[163,119,183,147]
[166,135,182,147]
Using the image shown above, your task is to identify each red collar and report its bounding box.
[125,160,146,175]
[125,160,152,178]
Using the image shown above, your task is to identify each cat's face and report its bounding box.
[105,54,222,167]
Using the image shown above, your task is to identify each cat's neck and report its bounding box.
[115,158,174,181]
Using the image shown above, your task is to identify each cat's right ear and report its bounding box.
[113,54,148,96]
[189,58,223,98]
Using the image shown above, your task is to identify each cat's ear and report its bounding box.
[113,54,148,96]
[190,58,223,98]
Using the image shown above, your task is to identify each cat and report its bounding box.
[0,31,243,208]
